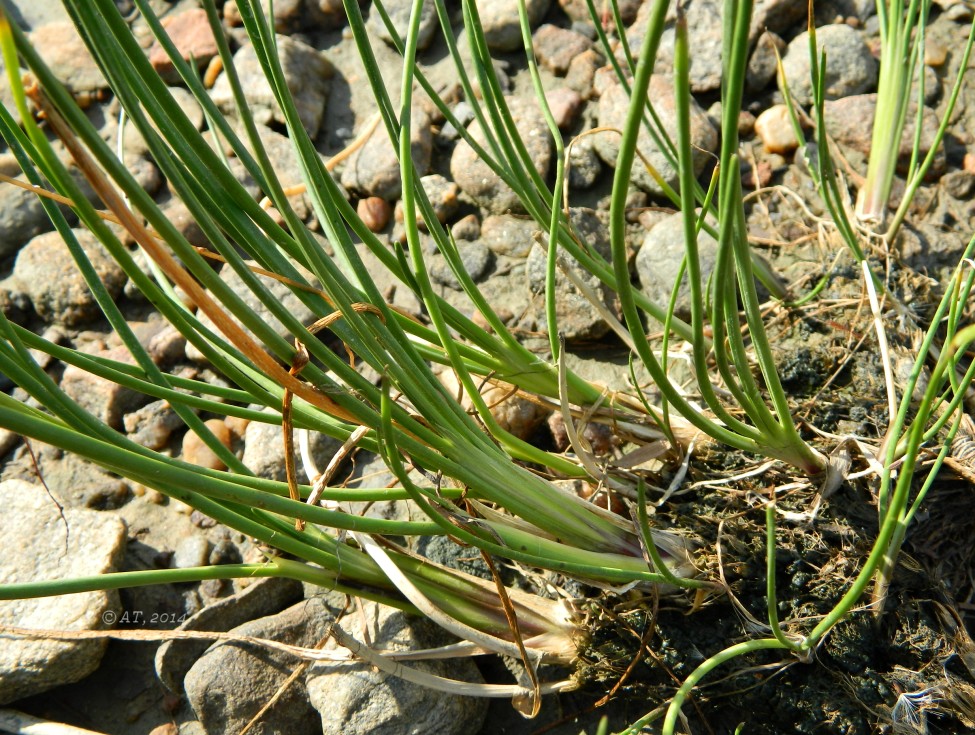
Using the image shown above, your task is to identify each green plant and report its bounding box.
[0,0,972,732]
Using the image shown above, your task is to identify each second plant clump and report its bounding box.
[1,0,975,733]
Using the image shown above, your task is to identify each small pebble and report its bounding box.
[171,499,194,515]
[738,110,756,137]
[742,159,774,189]
[182,418,233,471]
[209,538,243,565]
[173,534,211,570]
[357,196,392,232]
[224,415,250,441]
[925,40,947,67]
[199,578,228,602]
[566,48,604,99]
[146,489,167,505]
[942,170,975,199]
[191,510,218,529]
[754,104,798,155]
[451,214,481,241]
[545,87,584,129]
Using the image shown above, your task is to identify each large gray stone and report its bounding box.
[210,35,331,137]
[341,108,433,201]
[368,0,439,50]
[155,576,304,694]
[479,0,550,52]
[636,0,725,93]
[781,24,878,107]
[14,229,127,327]
[306,601,488,735]
[635,211,718,321]
[184,595,342,735]
[0,479,127,704]
[450,96,552,215]
[593,76,717,197]
[525,207,616,342]
[241,408,344,483]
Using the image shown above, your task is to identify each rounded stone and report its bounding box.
[593,76,717,197]
[450,96,552,215]
[781,24,878,107]
[14,229,127,327]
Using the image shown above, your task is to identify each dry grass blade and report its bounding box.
[27,84,362,425]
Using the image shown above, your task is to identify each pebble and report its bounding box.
[358,196,392,232]
[451,214,481,241]
[648,0,725,93]
[28,21,106,94]
[124,400,185,450]
[224,0,307,33]
[184,259,321,364]
[747,31,786,93]
[0,276,31,325]
[441,368,548,438]
[146,488,167,505]
[155,576,303,695]
[123,86,205,159]
[558,0,641,25]
[478,0,550,52]
[242,408,343,483]
[210,36,331,137]
[565,48,604,99]
[181,418,233,471]
[394,173,459,229]
[943,170,975,199]
[146,325,187,367]
[594,76,717,197]
[209,537,242,565]
[752,0,809,40]
[438,100,475,141]
[481,214,540,258]
[191,510,218,529]
[60,344,154,431]
[184,595,343,735]
[341,107,432,200]
[0,177,58,259]
[635,211,718,321]
[925,39,948,67]
[525,207,616,342]
[547,412,618,455]
[568,136,603,189]
[0,479,126,704]
[368,0,439,51]
[306,601,488,735]
[430,240,493,290]
[741,158,775,189]
[532,24,593,75]
[450,96,552,215]
[225,415,251,440]
[148,8,219,82]
[754,104,799,154]
[173,534,211,570]
[780,23,878,106]
[546,86,585,129]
